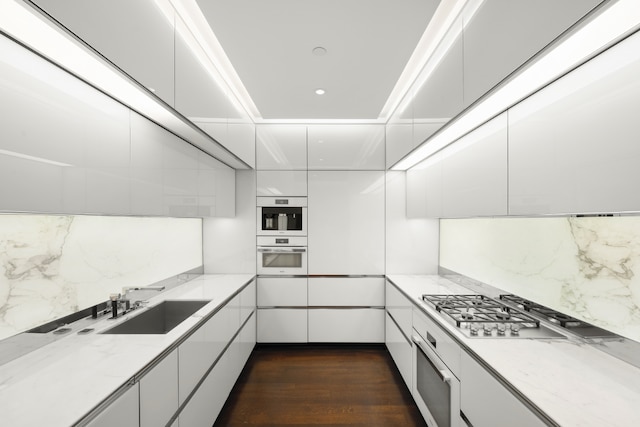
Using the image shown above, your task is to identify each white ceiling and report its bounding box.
[195,0,440,121]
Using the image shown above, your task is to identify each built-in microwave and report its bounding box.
[257,236,307,276]
[257,197,307,236]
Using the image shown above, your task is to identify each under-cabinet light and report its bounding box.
[392,0,640,171]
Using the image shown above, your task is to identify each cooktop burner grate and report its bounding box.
[421,294,540,328]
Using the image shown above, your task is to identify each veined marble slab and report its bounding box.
[440,216,640,343]
[0,214,202,341]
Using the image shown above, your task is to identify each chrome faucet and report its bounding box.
[109,286,165,319]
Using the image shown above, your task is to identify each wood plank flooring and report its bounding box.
[214,344,427,427]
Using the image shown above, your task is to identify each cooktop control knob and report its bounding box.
[483,323,493,336]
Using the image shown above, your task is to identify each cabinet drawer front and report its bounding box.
[413,308,461,378]
[257,308,308,343]
[385,281,413,339]
[385,312,412,390]
[308,277,384,306]
[257,277,307,306]
[308,308,384,342]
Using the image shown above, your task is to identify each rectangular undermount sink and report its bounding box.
[101,300,211,334]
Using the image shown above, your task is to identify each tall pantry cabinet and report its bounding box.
[255,124,386,343]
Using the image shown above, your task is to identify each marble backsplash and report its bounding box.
[0,214,202,341]
[440,217,640,343]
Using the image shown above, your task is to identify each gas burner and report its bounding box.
[460,312,475,321]
[495,311,511,321]
[499,294,617,338]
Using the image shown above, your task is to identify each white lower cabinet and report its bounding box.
[308,308,384,343]
[140,349,179,427]
[86,383,139,427]
[308,277,384,306]
[179,332,248,427]
[257,277,307,307]
[385,312,412,390]
[257,308,308,343]
[460,352,546,427]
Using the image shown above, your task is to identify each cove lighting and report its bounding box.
[392,0,640,171]
[0,149,71,167]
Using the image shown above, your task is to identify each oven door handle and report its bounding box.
[412,334,452,384]
[257,248,307,253]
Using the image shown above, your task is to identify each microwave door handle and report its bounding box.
[411,334,452,384]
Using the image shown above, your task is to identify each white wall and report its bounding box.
[385,171,439,274]
[203,170,257,274]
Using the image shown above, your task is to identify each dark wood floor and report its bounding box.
[214,344,426,427]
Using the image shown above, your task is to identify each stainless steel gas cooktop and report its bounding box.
[421,294,566,339]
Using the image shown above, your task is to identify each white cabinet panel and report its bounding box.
[240,279,257,323]
[240,311,256,364]
[385,312,412,391]
[385,281,413,340]
[257,309,307,343]
[308,277,384,307]
[257,171,307,196]
[462,0,601,106]
[86,383,139,427]
[385,172,439,275]
[257,277,307,307]
[256,125,307,170]
[509,31,640,215]
[140,349,178,427]
[406,152,443,218]
[179,336,237,427]
[227,122,256,169]
[308,308,384,343]
[307,125,385,170]
[441,113,508,217]
[85,168,131,215]
[461,352,546,427]
[308,171,385,275]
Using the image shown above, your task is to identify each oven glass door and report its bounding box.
[412,333,460,427]
[258,247,307,275]
[416,344,451,427]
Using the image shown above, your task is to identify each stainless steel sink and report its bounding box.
[101,300,211,334]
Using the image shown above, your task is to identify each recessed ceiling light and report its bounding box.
[312,46,327,56]
[315,88,325,95]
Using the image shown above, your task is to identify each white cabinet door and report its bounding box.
[179,336,238,427]
[240,279,257,324]
[460,352,546,427]
[385,281,413,339]
[240,311,256,365]
[257,309,307,343]
[308,277,384,307]
[406,152,444,218]
[308,171,385,274]
[87,383,139,427]
[140,349,179,427]
[441,112,508,217]
[307,125,385,170]
[308,308,384,343]
[257,170,307,196]
[256,125,307,170]
[385,312,412,391]
[257,277,307,307]
[508,30,640,215]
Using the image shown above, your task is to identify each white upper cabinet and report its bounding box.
[256,125,307,170]
[442,113,508,217]
[406,152,444,218]
[462,0,602,107]
[307,125,385,170]
[308,171,385,275]
[257,171,307,196]
[508,30,640,215]
[33,0,176,107]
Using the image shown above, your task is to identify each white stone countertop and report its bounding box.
[0,274,255,427]
[387,275,640,427]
